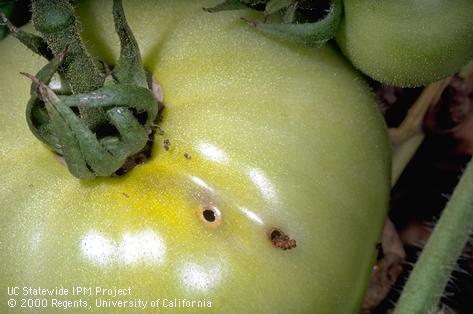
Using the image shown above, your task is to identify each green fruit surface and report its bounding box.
[0,1,390,313]
[337,0,473,87]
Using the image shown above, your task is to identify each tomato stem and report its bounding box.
[32,0,108,131]
[31,0,104,94]
[394,158,473,313]
[390,78,451,185]
[391,65,473,312]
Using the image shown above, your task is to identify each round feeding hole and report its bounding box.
[199,205,222,227]
[203,209,216,222]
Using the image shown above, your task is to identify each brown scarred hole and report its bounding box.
[269,228,297,250]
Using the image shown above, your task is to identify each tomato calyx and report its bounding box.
[205,0,343,46]
[8,0,162,179]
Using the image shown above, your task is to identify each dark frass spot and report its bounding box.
[269,228,297,250]
[184,152,191,159]
[199,205,222,228]
[163,139,170,151]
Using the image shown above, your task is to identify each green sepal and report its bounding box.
[255,0,342,46]
[45,94,123,178]
[35,80,154,179]
[59,84,158,129]
[24,73,96,179]
[104,107,148,161]
[112,0,147,88]
[24,70,158,179]
[55,84,157,178]
[25,51,67,151]
[44,93,96,180]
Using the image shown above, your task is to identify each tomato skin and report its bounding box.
[337,0,473,87]
[0,1,390,313]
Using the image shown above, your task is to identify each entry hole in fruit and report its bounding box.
[199,205,222,227]
[269,228,297,250]
[203,209,216,222]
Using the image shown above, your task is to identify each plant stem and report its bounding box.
[31,0,103,93]
[394,158,473,314]
[390,78,450,185]
[391,133,424,186]
[31,0,105,129]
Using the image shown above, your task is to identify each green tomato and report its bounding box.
[0,1,390,313]
[336,0,473,87]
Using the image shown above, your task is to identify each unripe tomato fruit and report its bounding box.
[0,1,390,313]
[337,0,473,87]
